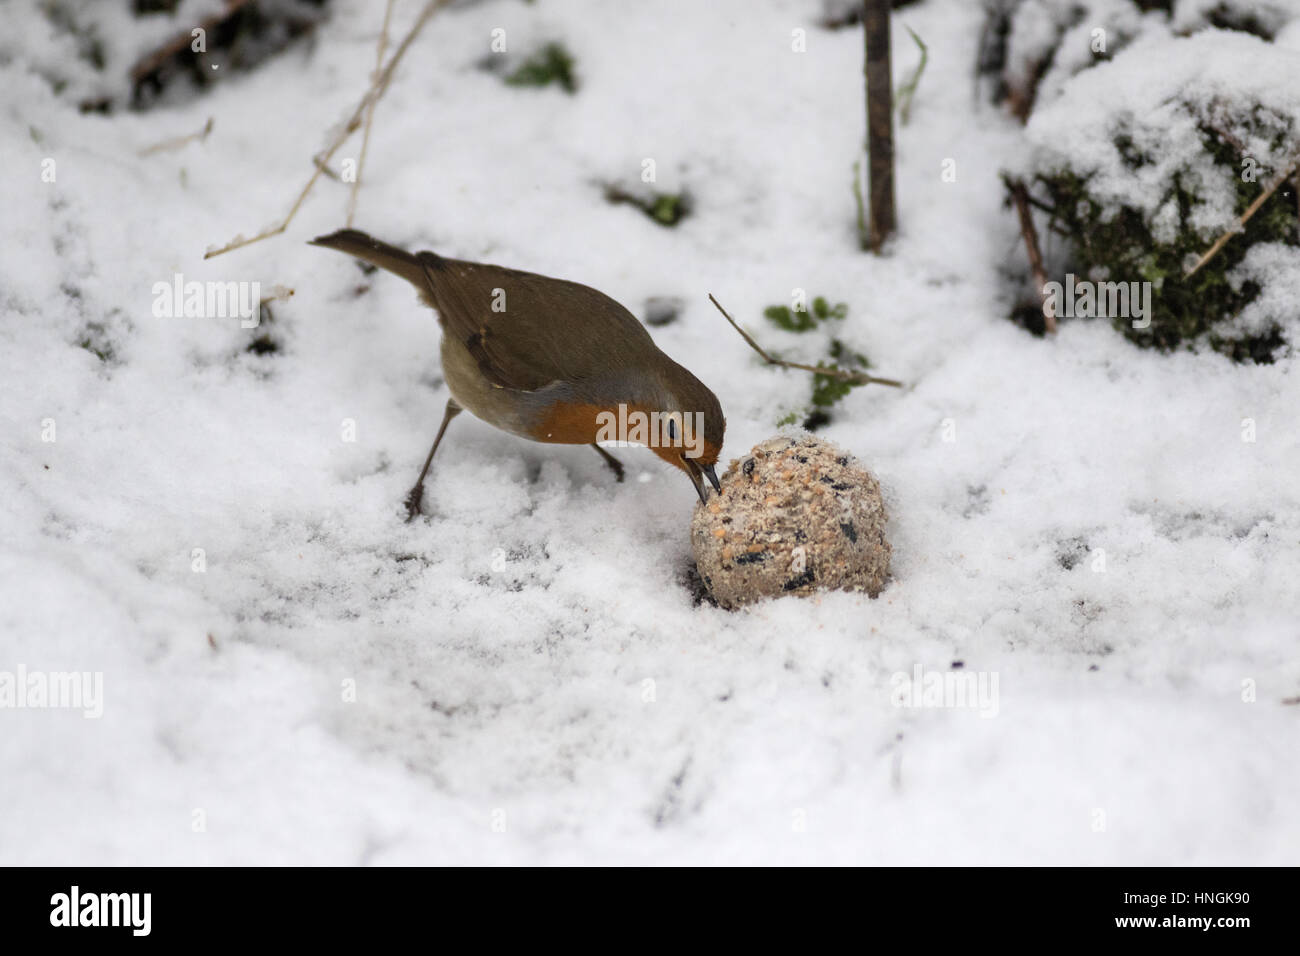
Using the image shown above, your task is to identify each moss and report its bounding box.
[76,316,119,366]
[78,331,115,364]
[1018,119,1298,359]
[505,43,577,94]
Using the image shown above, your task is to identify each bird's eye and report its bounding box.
[667,418,678,441]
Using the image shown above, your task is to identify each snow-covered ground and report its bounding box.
[2,0,1297,864]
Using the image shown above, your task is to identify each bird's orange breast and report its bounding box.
[530,401,618,445]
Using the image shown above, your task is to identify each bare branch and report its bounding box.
[204,0,450,260]
[863,0,897,252]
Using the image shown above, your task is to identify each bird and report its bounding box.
[310,229,725,520]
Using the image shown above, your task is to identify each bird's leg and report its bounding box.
[590,443,625,482]
[405,399,462,521]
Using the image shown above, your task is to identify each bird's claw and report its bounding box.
[403,485,425,522]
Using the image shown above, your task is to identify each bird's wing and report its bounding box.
[417,253,656,394]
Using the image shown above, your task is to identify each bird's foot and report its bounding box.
[403,484,425,522]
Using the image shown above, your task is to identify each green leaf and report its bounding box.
[811,368,856,407]
[828,338,870,367]
[764,304,816,332]
[650,194,683,225]
[810,340,872,408]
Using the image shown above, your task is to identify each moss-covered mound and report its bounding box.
[1008,29,1300,359]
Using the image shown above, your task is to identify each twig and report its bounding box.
[708,294,903,388]
[138,117,215,157]
[1185,153,1300,278]
[1020,191,1057,215]
[895,25,927,126]
[204,0,449,259]
[312,153,342,181]
[260,285,295,306]
[1006,177,1057,333]
[347,0,395,228]
[130,0,255,89]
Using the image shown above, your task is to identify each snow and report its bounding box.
[1229,242,1300,335]
[1005,0,1151,115]
[1173,0,1300,39]
[2,0,1298,865]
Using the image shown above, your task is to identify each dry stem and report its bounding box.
[138,117,215,157]
[1006,177,1057,334]
[347,0,396,228]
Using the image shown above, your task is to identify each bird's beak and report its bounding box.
[685,459,721,504]
[703,463,721,493]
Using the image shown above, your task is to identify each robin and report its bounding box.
[311,229,725,520]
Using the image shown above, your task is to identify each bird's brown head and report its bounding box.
[644,360,726,504]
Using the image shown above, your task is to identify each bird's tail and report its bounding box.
[310,228,435,290]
